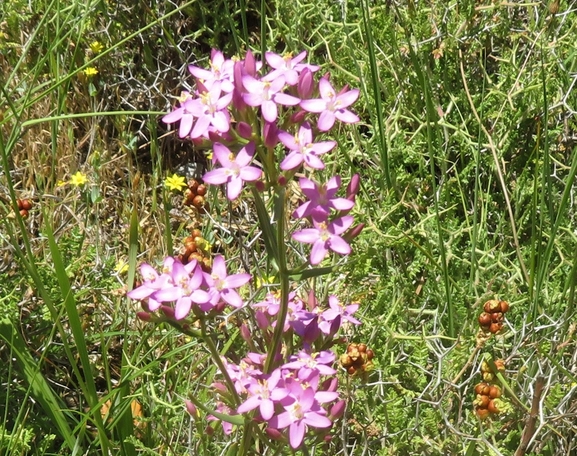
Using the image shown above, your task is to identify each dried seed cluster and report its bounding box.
[474,359,506,419]
[177,228,212,270]
[339,343,374,376]
[16,199,33,218]
[478,299,509,334]
[184,178,208,212]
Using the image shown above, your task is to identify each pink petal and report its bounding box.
[331,216,354,234]
[303,154,325,169]
[278,131,298,149]
[174,297,192,320]
[274,93,301,106]
[211,111,230,132]
[162,108,183,124]
[310,241,329,265]
[336,89,359,108]
[281,152,304,170]
[265,51,284,69]
[261,100,278,122]
[235,142,255,165]
[300,99,327,113]
[334,109,360,124]
[311,140,337,154]
[225,273,251,288]
[292,229,319,244]
[203,168,229,186]
[289,421,306,449]
[318,78,335,99]
[260,399,275,421]
[317,110,336,131]
[188,65,213,80]
[190,115,210,138]
[221,289,244,307]
[303,412,332,428]
[237,395,260,415]
[243,93,264,107]
[227,177,243,200]
[213,143,234,167]
[328,236,351,255]
[239,166,262,182]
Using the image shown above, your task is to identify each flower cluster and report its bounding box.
[128,255,250,320]
[129,47,365,452]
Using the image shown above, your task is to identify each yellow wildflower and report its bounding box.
[84,67,99,77]
[89,41,104,54]
[70,171,87,187]
[114,259,129,274]
[165,173,187,192]
[256,275,277,288]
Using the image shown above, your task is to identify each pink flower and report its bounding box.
[300,78,360,131]
[292,216,354,265]
[207,402,236,435]
[162,92,198,138]
[264,51,319,86]
[242,75,300,122]
[203,254,251,308]
[279,122,336,170]
[237,369,287,420]
[318,295,361,334]
[269,387,332,449]
[188,82,232,138]
[203,142,262,200]
[283,350,337,380]
[188,49,235,93]
[293,176,354,222]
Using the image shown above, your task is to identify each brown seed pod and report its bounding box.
[196,184,207,196]
[191,229,202,239]
[192,195,205,209]
[347,343,358,354]
[183,236,197,252]
[478,312,492,327]
[19,209,29,218]
[358,343,367,353]
[188,179,199,193]
[489,322,502,334]
[488,385,502,399]
[494,359,506,372]
[474,382,491,396]
[188,252,203,263]
[499,301,510,313]
[347,366,356,375]
[476,408,490,420]
[366,349,374,360]
[487,399,501,414]
[16,199,24,210]
[491,312,504,323]
[21,199,33,210]
[482,372,494,383]
[474,394,490,409]
[340,354,353,368]
[484,300,501,313]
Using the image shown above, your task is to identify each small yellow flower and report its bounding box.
[165,173,187,192]
[83,67,99,77]
[57,179,67,187]
[256,275,277,288]
[114,259,129,274]
[70,171,87,187]
[89,41,104,54]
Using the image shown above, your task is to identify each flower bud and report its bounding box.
[263,122,279,148]
[255,310,270,331]
[298,68,314,99]
[346,174,360,201]
[160,305,175,319]
[289,109,307,124]
[240,323,251,343]
[330,400,346,420]
[136,311,152,321]
[343,223,365,242]
[237,122,253,139]
[185,400,198,417]
[265,427,283,440]
[243,49,257,76]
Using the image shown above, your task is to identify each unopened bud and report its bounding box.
[240,323,251,343]
[346,173,360,200]
[298,68,314,99]
[330,400,346,419]
[185,400,198,417]
[136,311,152,321]
[263,122,279,148]
[160,305,175,319]
[237,122,252,139]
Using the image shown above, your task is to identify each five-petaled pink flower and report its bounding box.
[300,77,360,131]
[293,176,354,222]
[188,49,235,93]
[203,254,251,308]
[162,92,198,138]
[292,216,354,265]
[203,142,262,200]
[242,75,300,122]
[264,51,319,86]
[188,82,232,138]
[279,122,336,170]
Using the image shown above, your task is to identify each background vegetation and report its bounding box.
[1,0,576,454]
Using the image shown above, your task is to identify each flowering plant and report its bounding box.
[128,48,368,452]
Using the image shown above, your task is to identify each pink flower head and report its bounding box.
[264,51,319,86]
[188,49,235,93]
[237,369,288,420]
[279,122,336,171]
[127,262,173,311]
[203,254,251,308]
[283,350,337,380]
[203,142,262,200]
[188,82,232,138]
[300,77,360,131]
[292,216,354,265]
[152,260,210,320]
[269,387,332,449]
[242,74,300,122]
[207,402,236,435]
[162,92,198,138]
[293,176,354,222]
[318,295,361,334]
